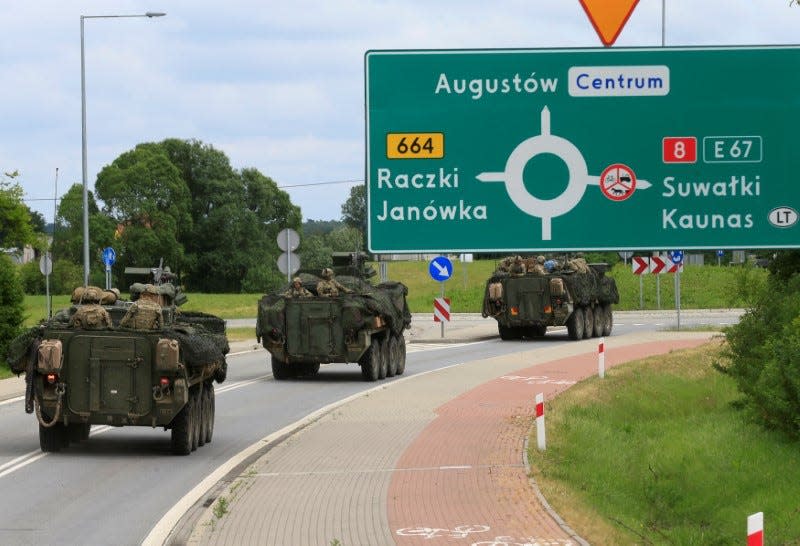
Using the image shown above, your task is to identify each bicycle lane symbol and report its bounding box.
[477,106,651,240]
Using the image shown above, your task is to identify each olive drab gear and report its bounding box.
[119,299,163,330]
[68,304,113,330]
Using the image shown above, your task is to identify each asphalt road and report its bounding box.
[0,311,741,546]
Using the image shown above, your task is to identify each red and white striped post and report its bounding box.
[535,393,546,451]
[598,337,605,378]
[747,512,763,546]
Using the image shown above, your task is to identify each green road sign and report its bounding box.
[365,46,800,253]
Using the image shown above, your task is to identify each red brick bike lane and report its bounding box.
[387,338,711,546]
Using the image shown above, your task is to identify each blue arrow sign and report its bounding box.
[428,256,453,282]
[716,250,725,257]
[669,250,684,264]
[102,247,116,267]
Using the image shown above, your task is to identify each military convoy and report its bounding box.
[7,267,229,455]
[256,253,411,382]
[482,255,619,341]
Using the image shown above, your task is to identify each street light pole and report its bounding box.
[80,12,166,285]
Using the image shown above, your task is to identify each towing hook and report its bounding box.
[152,385,164,401]
[54,383,66,396]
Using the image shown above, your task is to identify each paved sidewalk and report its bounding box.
[169,329,714,546]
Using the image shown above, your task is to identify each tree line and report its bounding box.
[13,139,367,295]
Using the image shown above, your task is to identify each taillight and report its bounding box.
[46,373,58,384]
[510,307,519,316]
[544,305,552,313]
[159,377,171,388]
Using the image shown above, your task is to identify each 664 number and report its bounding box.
[386,132,443,159]
[396,136,433,155]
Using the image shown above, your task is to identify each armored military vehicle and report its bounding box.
[482,255,619,341]
[7,266,229,455]
[256,252,411,382]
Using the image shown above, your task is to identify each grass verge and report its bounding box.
[528,341,800,544]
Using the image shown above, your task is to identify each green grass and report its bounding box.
[22,260,766,325]
[529,342,800,544]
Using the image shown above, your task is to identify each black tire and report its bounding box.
[190,388,201,451]
[567,307,585,340]
[386,336,398,377]
[583,306,594,339]
[593,305,604,337]
[39,423,66,453]
[171,396,194,455]
[359,338,380,382]
[67,423,91,443]
[601,303,614,337]
[378,337,388,380]
[271,355,293,380]
[197,387,206,448]
[498,324,515,340]
[395,335,407,375]
[204,382,215,444]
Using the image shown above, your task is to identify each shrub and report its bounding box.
[719,273,800,438]
[0,255,26,368]
[19,260,46,294]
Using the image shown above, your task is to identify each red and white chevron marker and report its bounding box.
[535,393,546,451]
[650,255,667,274]
[667,262,684,273]
[433,297,450,322]
[631,256,649,275]
[747,512,763,546]
[598,337,605,378]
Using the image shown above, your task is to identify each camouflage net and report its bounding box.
[165,327,229,369]
[258,274,411,338]
[6,326,42,374]
[487,255,619,306]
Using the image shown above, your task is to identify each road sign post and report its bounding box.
[277,228,300,281]
[366,47,800,253]
[429,256,453,338]
[102,247,116,290]
[39,253,53,318]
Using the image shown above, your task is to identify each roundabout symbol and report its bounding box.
[477,106,651,240]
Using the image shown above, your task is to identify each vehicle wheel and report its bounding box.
[67,422,91,443]
[395,335,407,375]
[593,305,604,337]
[567,307,585,340]
[191,388,201,451]
[303,362,320,376]
[39,422,66,453]
[601,304,614,337]
[197,387,206,448]
[359,338,380,382]
[378,337,389,380]
[170,396,194,455]
[498,324,515,340]
[271,355,292,380]
[386,336,398,377]
[203,382,215,444]
[583,306,594,338]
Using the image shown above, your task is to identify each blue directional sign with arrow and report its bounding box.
[428,256,453,282]
[102,247,116,267]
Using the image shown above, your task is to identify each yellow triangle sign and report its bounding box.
[579,0,640,46]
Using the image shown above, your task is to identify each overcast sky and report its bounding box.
[3,0,797,225]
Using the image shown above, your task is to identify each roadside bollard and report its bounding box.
[598,337,605,378]
[535,393,546,451]
[747,512,763,546]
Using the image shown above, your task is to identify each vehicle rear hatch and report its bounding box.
[285,299,345,361]
[65,334,153,418]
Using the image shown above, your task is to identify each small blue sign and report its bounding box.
[716,250,725,257]
[428,256,453,282]
[102,247,116,267]
[669,250,684,264]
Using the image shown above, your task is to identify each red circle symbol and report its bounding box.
[599,163,636,201]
